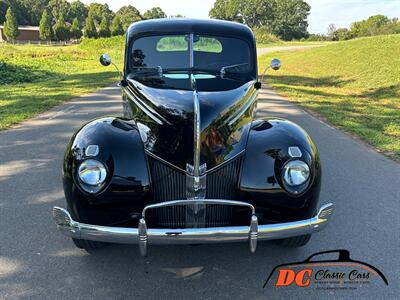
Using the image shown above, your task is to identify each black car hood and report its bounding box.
[125,78,257,171]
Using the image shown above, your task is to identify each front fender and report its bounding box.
[239,118,321,220]
[63,117,150,225]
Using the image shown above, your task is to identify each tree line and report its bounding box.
[209,0,311,41]
[0,0,167,41]
[322,15,400,41]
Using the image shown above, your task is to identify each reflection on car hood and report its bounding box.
[125,79,258,171]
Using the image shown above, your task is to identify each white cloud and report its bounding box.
[80,0,400,34]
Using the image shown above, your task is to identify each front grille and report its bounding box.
[147,155,245,228]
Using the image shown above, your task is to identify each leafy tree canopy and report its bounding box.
[98,15,110,38]
[39,9,53,40]
[53,13,69,40]
[209,0,310,40]
[70,17,82,39]
[0,0,8,24]
[69,1,87,25]
[143,7,166,20]
[110,15,124,36]
[116,5,142,31]
[3,7,19,40]
[47,0,70,24]
[83,13,97,38]
[88,2,114,25]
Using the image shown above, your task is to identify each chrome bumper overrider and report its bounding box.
[53,200,333,256]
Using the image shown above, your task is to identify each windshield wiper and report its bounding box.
[131,66,163,77]
[220,63,249,78]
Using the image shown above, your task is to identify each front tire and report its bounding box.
[276,234,311,248]
[72,238,106,251]
[68,206,107,251]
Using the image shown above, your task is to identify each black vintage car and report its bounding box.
[53,19,333,256]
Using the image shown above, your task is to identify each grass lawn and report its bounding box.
[259,35,400,159]
[257,40,329,48]
[0,36,125,130]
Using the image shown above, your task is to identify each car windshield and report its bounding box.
[128,34,254,91]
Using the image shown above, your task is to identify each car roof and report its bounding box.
[127,18,255,43]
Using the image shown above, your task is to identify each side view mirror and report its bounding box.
[100,53,112,66]
[270,58,281,71]
[260,58,282,82]
[99,53,124,84]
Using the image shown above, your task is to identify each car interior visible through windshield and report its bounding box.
[128,34,255,91]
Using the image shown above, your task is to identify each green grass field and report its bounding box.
[0,36,125,130]
[259,35,400,159]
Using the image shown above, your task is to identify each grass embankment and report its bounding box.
[259,35,400,159]
[257,40,328,48]
[0,36,125,130]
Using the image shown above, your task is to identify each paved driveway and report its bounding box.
[0,85,399,299]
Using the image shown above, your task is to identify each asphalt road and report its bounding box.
[1,84,399,300]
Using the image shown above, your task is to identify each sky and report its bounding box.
[81,0,400,34]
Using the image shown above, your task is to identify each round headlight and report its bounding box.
[282,160,310,186]
[78,159,107,186]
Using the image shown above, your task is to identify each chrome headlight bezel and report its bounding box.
[76,159,108,194]
[281,159,311,195]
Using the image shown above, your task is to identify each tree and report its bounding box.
[83,13,97,38]
[327,24,337,40]
[53,14,69,41]
[70,17,82,39]
[272,0,310,40]
[0,0,8,24]
[98,15,110,38]
[116,5,142,31]
[350,15,391,37]
[3,7,19,41]
[39,10,53,40]
[47,0,71,24]
[209,0,310,40]
[69,1,88,25]
[143,7,166,19]
[110,15,124,36]
[88,3,114,25]
[17,0,49,25]
[209,0,243,23]
[334,28,353,41]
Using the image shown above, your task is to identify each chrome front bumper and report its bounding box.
[53,200,333,256]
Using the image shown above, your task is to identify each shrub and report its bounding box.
[253,26,281,44]
[3,7,19,41]
[39,10,53,40]
[110,15,124,36]
[54,15,70,41]
[98,15,111,38]
[70,18,82,40]
[83,14,97,38]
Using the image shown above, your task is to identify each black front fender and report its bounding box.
[239,118,321,220]
[63,117,150,225]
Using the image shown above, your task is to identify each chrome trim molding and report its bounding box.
[192,85,201,178]
[145,149,245,175]
[53,202,333,256]
[124,84,170,125]
[227,88,258,126]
